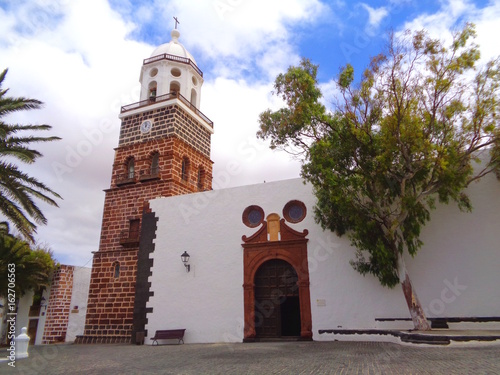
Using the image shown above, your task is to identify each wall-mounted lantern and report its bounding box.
[40,296,47,311]
[181,251,190,272]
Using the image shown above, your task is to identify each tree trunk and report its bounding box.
[398,257,431,331]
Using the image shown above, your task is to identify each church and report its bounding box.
[76,27,500,345]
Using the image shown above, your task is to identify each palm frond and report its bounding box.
[0,192,37,242]
[0,69,61,241]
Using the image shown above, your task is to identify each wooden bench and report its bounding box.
[151,329,186,345]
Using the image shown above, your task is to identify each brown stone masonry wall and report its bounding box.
[42,265,74,344]
[119,106,175,147]
[99,139,213,253]
[81,250,137,341]
[173,106,212,157]
[110,137,213,192]
[118,104,212,157]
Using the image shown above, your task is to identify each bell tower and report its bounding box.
[77,28,214,344]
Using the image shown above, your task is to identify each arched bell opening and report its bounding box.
[190,88,197,106]
[170,81,180,96]
[148,81,157,101]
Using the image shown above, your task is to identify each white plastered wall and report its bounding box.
[146,174,500,343]
[65,267,91,343]
[15,291,34,337]
[404,171,500,327]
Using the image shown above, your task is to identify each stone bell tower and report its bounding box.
[77,28,214,344]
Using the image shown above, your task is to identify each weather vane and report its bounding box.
[173,16,180,30]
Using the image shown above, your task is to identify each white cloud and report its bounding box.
[401,0,500,65]
[155,0,330,79]
[0,0,150,265]
[319,78,343,111]
[361,3,389,35]
[474,2,500,62]
[203,76,301,188]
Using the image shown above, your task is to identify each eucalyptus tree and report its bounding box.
[258,24,500,330]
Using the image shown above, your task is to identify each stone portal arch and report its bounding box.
[242,214,312,341]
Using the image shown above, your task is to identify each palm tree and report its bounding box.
[0,68,61,242]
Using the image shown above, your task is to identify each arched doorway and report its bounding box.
[254,259,301,338]
[241,208,312,341]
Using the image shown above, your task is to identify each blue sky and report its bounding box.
[0,0,499,266]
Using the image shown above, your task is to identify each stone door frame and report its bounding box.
[242,236,312,341]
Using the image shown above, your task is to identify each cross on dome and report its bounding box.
[148,25,195,64]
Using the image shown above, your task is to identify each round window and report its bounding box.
[283,200,306,223]
[242,205,264,228]
[192,76,198,86]
[149,68,158,77]
[171,68,181,77]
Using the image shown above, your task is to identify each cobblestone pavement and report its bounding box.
[4,341,500,375]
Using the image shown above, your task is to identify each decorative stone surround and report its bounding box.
[242,214,312,342]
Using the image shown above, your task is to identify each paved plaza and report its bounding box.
[4,340,500,375]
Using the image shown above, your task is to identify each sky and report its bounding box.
[0,0,499,266]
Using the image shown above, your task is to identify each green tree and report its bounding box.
[0,68,61,242]
[258,24,500,330]
[0,225,57,343]
[0,233,56,296]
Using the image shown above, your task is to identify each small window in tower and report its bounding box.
[171,67,181,77]
[129,219,140,240]
[192,76,198,86]
[113,262,120,279]
[197,167,205,190]
[127,158,135,179]
[151,153,160,175]
[119,219,140,246]
[181,157,190,181]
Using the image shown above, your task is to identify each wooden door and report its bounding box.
[254,259,300,338]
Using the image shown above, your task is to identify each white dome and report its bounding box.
[150,29,197,65]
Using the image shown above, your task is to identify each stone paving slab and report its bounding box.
[3,341,500,375]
